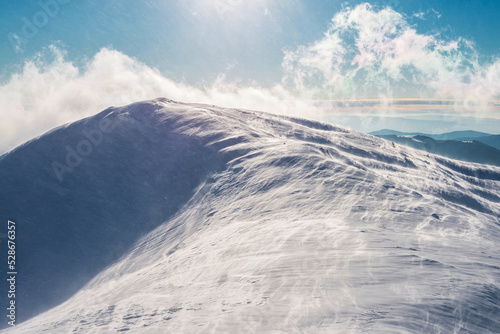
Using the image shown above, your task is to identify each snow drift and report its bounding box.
[1,98,499,333]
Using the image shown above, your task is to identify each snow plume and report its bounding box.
[0,46,317,153]
[282,3,500,102]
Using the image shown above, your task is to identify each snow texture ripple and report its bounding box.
[1,98,499,333]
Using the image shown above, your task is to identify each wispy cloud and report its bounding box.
[0,46,319,153]
[282,3,500,104]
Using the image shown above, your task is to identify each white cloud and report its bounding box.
[412,12,425,19]
[0,46,319,153]
[1,3,500,153]
[282,3,500,103]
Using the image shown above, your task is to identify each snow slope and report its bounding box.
[1,98,500,333]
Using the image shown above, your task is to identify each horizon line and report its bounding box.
[305,98,500,103]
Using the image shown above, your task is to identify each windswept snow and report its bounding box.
[1,98,499,333]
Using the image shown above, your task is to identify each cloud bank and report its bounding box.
[282,3,500,103]
[0,46,316,153]
[1,3,499,152]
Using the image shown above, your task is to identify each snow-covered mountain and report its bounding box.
[1,98,499,333]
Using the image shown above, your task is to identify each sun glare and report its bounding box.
[198,0,270,22]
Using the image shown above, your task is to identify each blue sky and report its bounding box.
[0,0,499,151]
[2,0,499,85]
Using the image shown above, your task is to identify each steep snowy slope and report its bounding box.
[1,98,500,333]
[0,100,230,326]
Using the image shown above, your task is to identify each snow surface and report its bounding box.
[2,98,500,333]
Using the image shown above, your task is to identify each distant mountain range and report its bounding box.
[475,134,500,150]
[370,129,500,166]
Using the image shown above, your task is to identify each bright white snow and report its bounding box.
[3,98,500,333]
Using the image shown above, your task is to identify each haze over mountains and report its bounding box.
[370,129,500,166]
[371,129,500,147]
[1,99,499,333]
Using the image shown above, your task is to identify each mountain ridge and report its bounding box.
[370,128,499,144]
[370,129,500,166]
[2,98,500,333]
[369,129,493,140]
